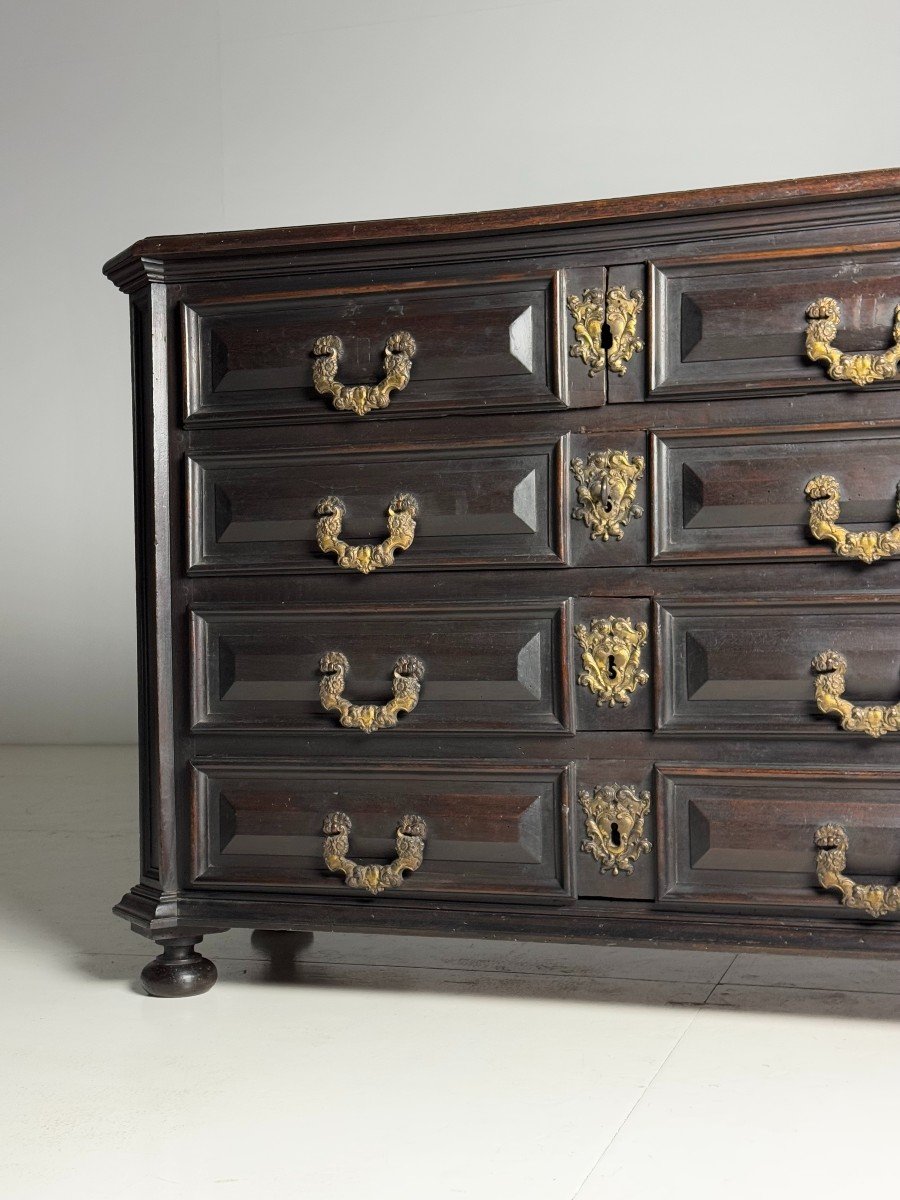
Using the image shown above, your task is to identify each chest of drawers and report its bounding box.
[104,168,900,997]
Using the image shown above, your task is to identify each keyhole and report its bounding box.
[607,655,618,679]
[598,477,612,514]
[610,821,622,847]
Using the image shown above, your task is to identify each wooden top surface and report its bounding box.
[103,167,900,285]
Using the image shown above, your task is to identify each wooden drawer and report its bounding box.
[649,247,900,401]
[187,434,568,574]
[189,759,575,902]
[183,271,569,425]
[658,765,900,916]
[191,600,574,735]
[653,424,900,564]
[656,597,900,736]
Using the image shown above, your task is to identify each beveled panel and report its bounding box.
[183,271,566,424]
[188,434,568,574]
[650,248,900,401]
[191,600,574,734]
[656,597,900,736]
[658,765,900,913]
[190,759,575,902]
[652,424,900,563]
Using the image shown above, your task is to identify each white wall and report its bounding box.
[2,0,898,743]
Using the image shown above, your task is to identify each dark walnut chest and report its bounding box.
[104,169,900,997]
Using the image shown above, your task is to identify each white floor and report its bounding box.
[2,748,899,1198]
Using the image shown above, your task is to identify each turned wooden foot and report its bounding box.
[140,939,217,998]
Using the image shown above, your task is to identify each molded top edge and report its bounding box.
[103,166,900,290]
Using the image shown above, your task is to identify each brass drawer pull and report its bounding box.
[805,297,900,387]
[812,650,900,738]
[579,784,652,875]
[805,474,900,564]
[815,824,900,918]
[312,331,416,416]
[323,811,427,895]
[318,651,424,733]
[316,493,418,573]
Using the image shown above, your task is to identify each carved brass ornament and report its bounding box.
[812,650,900,738]
[323,811,427,895]
[605,286,645,376]
[815,824,900,918]
[316,494,418,573]
[318,651,424,733]
[567,288,606,376]
[579,784,652,875]
[566,287,646,379]
[575,616,649,708]
[805,475,900,564]
[311,331,416,415]
[805,297,900,387]
[570,450,645,541]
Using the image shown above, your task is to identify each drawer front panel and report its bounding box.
[184,272,566,424]
[650,249,900,401]
[188,435,567,574]
[191,602,573,734]
[658,765,900,914]
[657,598,900,736]
[190,760,575,902]
[653,425,900,563]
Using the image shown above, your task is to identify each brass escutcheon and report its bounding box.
[579,783,652,875]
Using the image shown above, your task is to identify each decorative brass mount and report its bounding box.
[811,650,900,738]
[566,287,645,378]
[316,493,418,573]
[575,616,649,708]
[318,651,424,733]
[578,784,652,875]
[323,811,427,895]
[570,450,645,541]
[805,475,900,564]
[805,297,900,386]
[311,331,416,415]
[815,824,900,918]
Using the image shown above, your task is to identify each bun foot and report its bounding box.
[140,940,217,998]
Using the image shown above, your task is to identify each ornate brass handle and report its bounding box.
[815,824,900,918]
[323,811,427,895]
[316,494,418,573]
[805,475,900,564]
[318,651,424,733]
[812,650,900,738]
[805,297,900,387]
[311,331,416,416]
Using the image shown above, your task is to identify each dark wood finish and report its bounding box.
[656,597,900,736]
[140,939,218,998]
[653,423,900,564]
[649,248,900,402]
[657,765,900,914]
[190,759,574,902]
[106,169,900,993]
[191,599,574,734]
[188,432,569,574]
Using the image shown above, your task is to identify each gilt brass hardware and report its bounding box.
[570,450,645,541]
[323,811,427,895]
[811,650,900,738]
[567,288,606,376]
[605,286,645,376]
[316,493,418,573]
[566,287,645,379]
[814,824,900,918]
[805,474,900,564]
[579,784,652,875]
[318,651,424,733]
[311,331,416,415]
[805,297,900,387]
[575,616,649,708]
